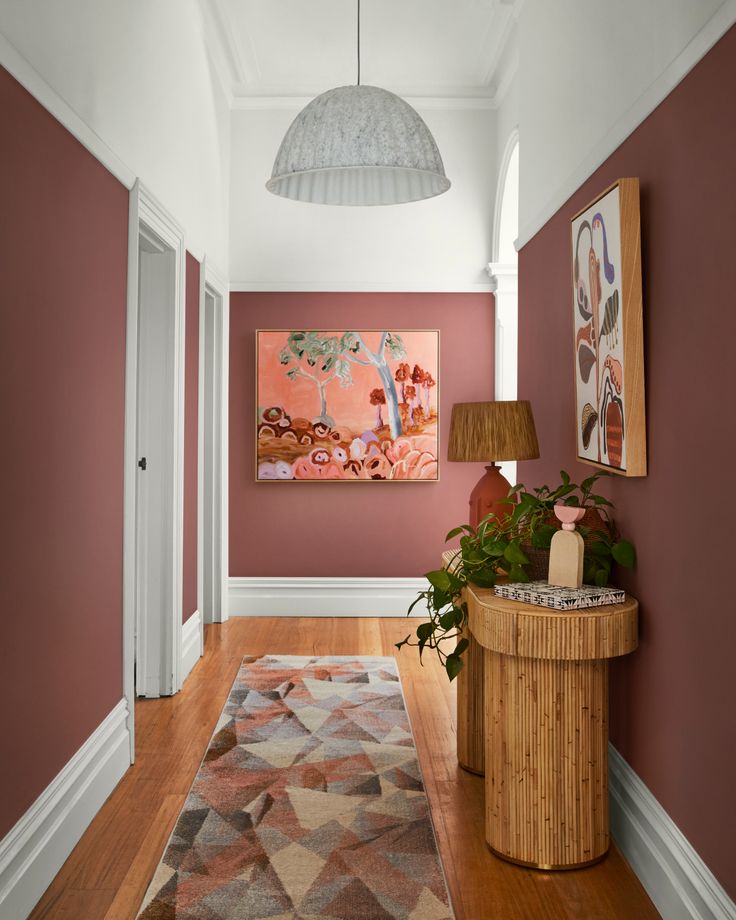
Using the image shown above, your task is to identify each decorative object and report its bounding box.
[457,583,638,868]
[397,470,635,681]
[256,329,439,482]
[493,580,626,610]
[447,400,539,525]
[138,655,452,920]
[266,2,450,206]
[571,178,646,475]
[548,504,585,587]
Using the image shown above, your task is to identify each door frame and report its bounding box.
[122,181,186,759]
[199,257,230,627]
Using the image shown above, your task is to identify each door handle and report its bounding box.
[138,457,147,471]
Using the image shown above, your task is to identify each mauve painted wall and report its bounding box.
[517,27,736,897]
[183,253,200,622]
[230,293,494,577]
[0,67,128,835]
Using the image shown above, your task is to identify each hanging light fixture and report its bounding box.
[266,0,451,206]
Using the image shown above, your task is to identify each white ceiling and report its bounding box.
[201,0,521,107]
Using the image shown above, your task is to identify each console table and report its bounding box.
[443,551,638,869]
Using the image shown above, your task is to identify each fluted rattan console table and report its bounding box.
[443,551,638,869]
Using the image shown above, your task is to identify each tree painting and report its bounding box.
[344,331,407,439]
[258,329,439,481]
[369,388,386,427]
[279,331,354,425]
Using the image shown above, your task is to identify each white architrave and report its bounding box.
[201,257,230,625]
[123,181,186,728]
[492,128,520,264]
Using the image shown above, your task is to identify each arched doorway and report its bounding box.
[488,130,520,483]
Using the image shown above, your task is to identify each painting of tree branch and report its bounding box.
[571,179,647,477]
[256,330,440,481]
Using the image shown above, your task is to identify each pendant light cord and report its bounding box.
[357,0,361,85]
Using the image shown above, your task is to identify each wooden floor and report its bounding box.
[29,618,660,920]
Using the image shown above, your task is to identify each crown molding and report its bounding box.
[517,0,736,250]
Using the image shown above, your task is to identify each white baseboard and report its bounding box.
[0,700,130,920]
[609,744,736,920]
[228,576,428,617]
[181,609,203,683]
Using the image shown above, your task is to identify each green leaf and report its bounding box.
[395,636,411,650]
[425,570,451,592]
[431,589,451,610]
[416,622,434,642]
[473,570,497,588]
[504,541,530,565]
[439,611,456,630]
[594,568,610,587]
[531,525,556,549]
[508,564,530,583]
[445,526,464,541]
[588,540,612,558]
[455,638,470,657]
[445,654,464,681]
[612,540,636,568]
[483,538,508,557]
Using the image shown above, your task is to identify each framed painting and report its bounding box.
[571,178,646,476]
[255,329,440,481]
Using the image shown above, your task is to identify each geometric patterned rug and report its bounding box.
[138,655,453,919]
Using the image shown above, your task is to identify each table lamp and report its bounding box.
[448,400,540,526]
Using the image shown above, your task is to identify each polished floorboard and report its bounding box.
[29,617,660,920]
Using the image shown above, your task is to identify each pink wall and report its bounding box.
[517,26,736,897]
[183,253,200,622]
[0,67,128,835]
[230,292,494,577]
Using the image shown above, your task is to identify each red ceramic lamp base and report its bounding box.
[469,464,512,528]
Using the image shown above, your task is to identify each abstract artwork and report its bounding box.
[571,178,647,476]
[138,655,453,920]
[256,330,440,481]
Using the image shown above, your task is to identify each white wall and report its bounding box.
[0,0,230,267]
[516,0,730,246]
[229,105,496,291]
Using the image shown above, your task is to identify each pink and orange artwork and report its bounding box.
[256,329,440,481]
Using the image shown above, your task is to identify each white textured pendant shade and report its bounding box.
[266,85,451,205]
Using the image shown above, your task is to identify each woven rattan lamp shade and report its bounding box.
[448,401,540,463]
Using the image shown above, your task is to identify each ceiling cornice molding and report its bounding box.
[199,0,517,113]
[476,4,515,86]
[199,0,251,88]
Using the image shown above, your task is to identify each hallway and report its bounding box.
[30,618,659,920]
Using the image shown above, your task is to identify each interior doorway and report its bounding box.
[200,261,229,625]
[123,183,186,757]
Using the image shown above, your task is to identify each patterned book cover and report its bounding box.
[494,580,626,610]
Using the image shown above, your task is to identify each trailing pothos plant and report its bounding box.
[396,470,636,681]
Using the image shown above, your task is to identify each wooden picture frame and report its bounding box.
[255,329,440,482]
[570,178,646,476]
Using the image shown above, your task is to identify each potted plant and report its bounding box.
[396,470,635,680]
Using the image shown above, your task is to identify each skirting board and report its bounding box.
[0,700,130,920]
[181,609,203,683]
[609,744,736,920]
[229,577,428,617]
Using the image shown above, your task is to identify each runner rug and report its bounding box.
[138,655,453,919]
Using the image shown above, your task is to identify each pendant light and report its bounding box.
[266,0,451,206]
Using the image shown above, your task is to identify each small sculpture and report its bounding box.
[548,504,586,588]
